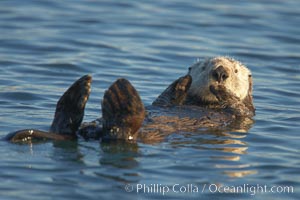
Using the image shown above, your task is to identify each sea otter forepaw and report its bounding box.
[175,75,192,93]
[172,75,192,105]
[209,84,230,101]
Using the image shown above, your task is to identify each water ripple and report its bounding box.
[0,0,299,199]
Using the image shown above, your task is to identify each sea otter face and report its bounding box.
[187,57,252,104]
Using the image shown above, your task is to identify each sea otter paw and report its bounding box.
[209,84,241,108]
[209,84,233,102]
[173,75,192,104]
[102,78,145,141]
[210,84,252,117]
[153,75,192,106]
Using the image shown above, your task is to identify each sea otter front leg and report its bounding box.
[210,84,254,117]
[152,75,192,106]
[5,75,92,142]
[102,79,145,141]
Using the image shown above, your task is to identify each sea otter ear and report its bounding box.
[102,78,145,141]
[50,75,92,136]
[242,74,255,114]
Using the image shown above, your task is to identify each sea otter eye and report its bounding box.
[188,67,192,71]
[249,74,252,77]
[234,69,238,73]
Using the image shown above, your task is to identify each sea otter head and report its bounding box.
[187,56,253,105]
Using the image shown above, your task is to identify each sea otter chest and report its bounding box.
[78,105,234,142]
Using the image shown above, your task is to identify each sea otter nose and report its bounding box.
[212,65,229,83]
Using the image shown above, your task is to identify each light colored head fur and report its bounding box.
[187,56,252,103]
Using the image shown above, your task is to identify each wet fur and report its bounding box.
[50,75,91,136]
[5,56,255,143]
[153,75,192,106]
[102,79,145,141]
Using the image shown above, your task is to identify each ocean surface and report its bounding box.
[0,0,299,199]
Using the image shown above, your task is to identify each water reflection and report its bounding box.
[7,113,255,181]
[223,170,257,178]
[100,141,139,169]
[51,140,85,164]
[8,99,256,184]
[97,141,140,184]
[167,116,256,179]
[52,112,255,181]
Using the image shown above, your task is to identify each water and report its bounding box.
[0,0,299,199]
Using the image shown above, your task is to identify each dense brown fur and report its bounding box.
[153,75,192,106]
[102,79,145,141]
[5,57,255,143]
[50,75,91,136]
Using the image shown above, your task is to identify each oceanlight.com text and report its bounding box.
[124,183,294,196]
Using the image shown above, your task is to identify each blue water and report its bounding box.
[0,0,299,199]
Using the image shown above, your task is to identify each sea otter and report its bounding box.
[3,56,255,143]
